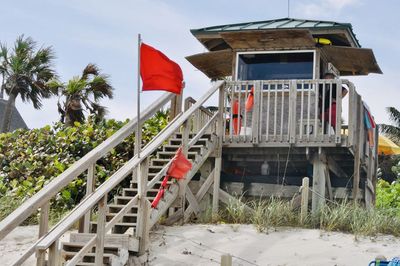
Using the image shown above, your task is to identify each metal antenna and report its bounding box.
[288,0,290,17]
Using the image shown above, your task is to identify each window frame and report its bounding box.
[235,50,317,81]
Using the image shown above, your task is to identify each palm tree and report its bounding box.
[380,107,400,145]
[0,35,56,133]
[48,64,114,126]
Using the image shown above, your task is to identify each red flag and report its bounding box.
[167,147,192,179]
[140,43,184,94]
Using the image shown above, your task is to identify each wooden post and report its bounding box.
[79,163,96,233]
[251,81,260,144]
[352,95,362,202]
[212,86,225,215]
[169,94,182,122]
[289,80,297,144]
[36,202,49,266]
[221,254,232,266]
[95,195,107,265]
[311,152,327,214]
[300,177,309,223]
[178,120,191,222]
[47,240,59,266]
[137,200,151,255]
[136,158,150,255]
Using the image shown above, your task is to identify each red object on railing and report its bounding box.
[151,147,192,208]
[167,147,192,179]
[232,99,242,135]
[245,87,254,112]
[151,188,165,208]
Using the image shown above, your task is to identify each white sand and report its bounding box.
[149,224,400,266]
[1,225,399,266]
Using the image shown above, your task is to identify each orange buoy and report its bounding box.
[151,188,165,208]
[232,99,242,135]
[245,87,254,112]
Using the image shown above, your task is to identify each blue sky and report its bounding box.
[1,0,399,128]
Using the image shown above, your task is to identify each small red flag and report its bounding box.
[140,43,184,94]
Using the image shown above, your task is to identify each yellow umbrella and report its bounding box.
[378,135,400,155]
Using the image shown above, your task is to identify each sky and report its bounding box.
[0,0,399,128]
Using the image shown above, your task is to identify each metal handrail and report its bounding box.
[0,92,174,240]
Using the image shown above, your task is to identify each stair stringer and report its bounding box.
[149,136,217,228]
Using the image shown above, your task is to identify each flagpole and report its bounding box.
[136,33,142,158]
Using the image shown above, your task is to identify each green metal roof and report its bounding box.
[191,17,360,47]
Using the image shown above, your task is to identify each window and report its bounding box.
[236,51,315,81]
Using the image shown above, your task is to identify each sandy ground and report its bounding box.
[1,224,399,266]
[149,224,400,266]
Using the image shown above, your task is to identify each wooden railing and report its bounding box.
[0,81,225,266]
[221,79,377,154]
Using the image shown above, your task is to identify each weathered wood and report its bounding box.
[47,240,59,266]
[352,95,362,202]
[186,50,233,79]
[80,163,96,233]
[221,254,232,266]
[138,200,151,255]
[37,202,49,266]
[325,165,333,201]
[70,233,138,251]
[184,169,215,222]
[95,195,107,265]
[185,187,201,217]
[212,157,222,214]
[169,94,182,122]
[36,81,224,251]
[311,152,327,214]
[0,92,174,240]
[326,156,348,178]
[300,177,309,224]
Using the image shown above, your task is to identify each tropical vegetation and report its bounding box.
[0,35,56,133]
[0,111,169,221]
[48,64,114,126]
[380,107,400,145]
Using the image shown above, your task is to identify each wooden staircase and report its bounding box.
[59,133,216,265]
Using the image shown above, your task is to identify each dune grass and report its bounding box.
[206,196,400,237]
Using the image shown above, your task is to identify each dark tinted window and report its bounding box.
[237,52,314,80]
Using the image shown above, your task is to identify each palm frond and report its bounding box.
[88,74,113,101]
[82,63,99,80]
[379,123,400,145]
[386,107,400,128]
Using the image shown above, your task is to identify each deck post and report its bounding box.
[136,158,150,255]
[169,94,182,122]
[95,195,107,265]
[79,163,96,233]
[36,202,49,266]
[300,177,309,223]
[352,95,362,202]
[212,86,225,215]
[311,152,327,214]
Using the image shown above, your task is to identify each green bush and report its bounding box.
[0,111,169,217]
[376,179,400,216]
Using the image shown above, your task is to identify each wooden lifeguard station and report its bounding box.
[186,18,382,211]
[0,18,382,265]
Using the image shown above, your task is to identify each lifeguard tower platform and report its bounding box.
[0,18,382,265]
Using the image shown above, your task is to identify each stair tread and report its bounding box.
[63,251,115,257]
[91,221,137,226]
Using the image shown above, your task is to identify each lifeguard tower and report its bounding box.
[0,18,382,265]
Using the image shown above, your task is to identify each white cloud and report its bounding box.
[295,0,361,17]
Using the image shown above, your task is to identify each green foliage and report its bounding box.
[0,111,169,219]
[376,179,400,216]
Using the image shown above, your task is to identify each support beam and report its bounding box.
[300,177,309,224]
[136,158,149,255]
[327,156,348,178]
[311,152,327,214]
[95,196,107,265]
[36,202,49,266]
[212,157,222,214]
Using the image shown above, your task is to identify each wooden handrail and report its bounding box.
[35,81,224,251]
[0,92,174,240]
